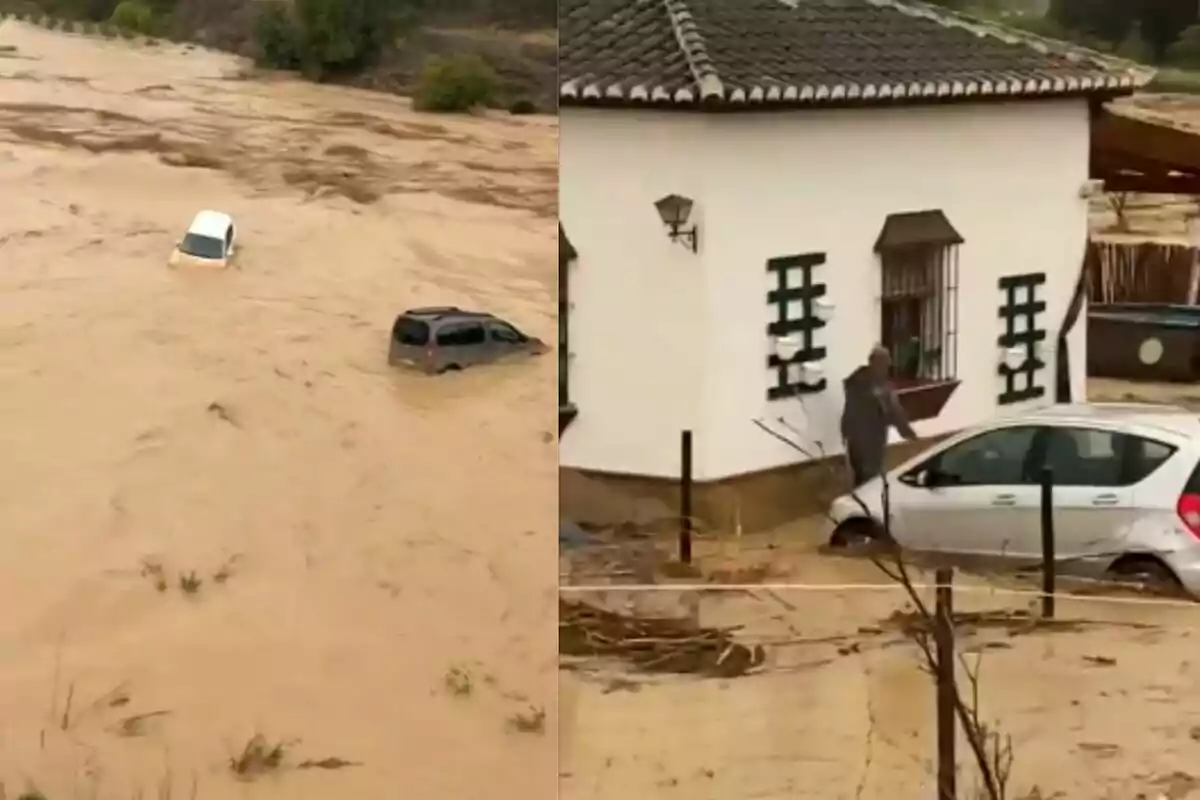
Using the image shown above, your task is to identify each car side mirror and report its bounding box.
[908,468,946,489]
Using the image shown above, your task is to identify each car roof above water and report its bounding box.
[400,306,494,322]
[187,210,232,239]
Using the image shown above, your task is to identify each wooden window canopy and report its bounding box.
[894,379,961,423]
[874,210,964,252]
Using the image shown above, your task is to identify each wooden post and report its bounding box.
[680,430,693,565]
[935,567,956,800]
[1040,466,1056,620]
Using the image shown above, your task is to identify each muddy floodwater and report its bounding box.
[0,21,557,798]
[561,465,1200,799]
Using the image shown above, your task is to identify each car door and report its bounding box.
[433,322,471,369]
[457,321,491,365]
[488,321,528,359]
[1041,426,1174,564]
[891,425,1046,565]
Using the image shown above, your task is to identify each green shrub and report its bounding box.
[1147,66,1200,93]
[252,1,298,68]
[109,0,151,34]
[1115,29,1150,62]
[413,54,496,112]
[1167,24,1200,68]
[99,21,114,35]
[250,0,411,80]
[508,98,537,115]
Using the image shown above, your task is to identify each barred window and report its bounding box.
[875,210,961,388]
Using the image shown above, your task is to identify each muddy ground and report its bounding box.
[0,21,557,799]
[560,375,1200,800]
[560,525,1200,800]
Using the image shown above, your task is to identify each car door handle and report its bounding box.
[992,494,1016,507]
[1091,494,1120,507]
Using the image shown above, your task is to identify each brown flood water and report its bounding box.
[0,21,557,798]
[562,473,1200,799]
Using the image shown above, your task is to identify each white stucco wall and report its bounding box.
[559,101,1090,481]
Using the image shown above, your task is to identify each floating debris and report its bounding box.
[559,599,765,678]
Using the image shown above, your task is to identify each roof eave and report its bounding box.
[559,84,1142,113]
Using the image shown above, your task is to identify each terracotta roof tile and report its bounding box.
[559,0,1155,109]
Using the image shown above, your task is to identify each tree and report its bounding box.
[1141,0,1198,61]
[414,54,496,112]
[1050,0,1138,46]
[252,0,423,79]
[253,1,299,69]
[109,0,152,33]
[1166,22,1200,65]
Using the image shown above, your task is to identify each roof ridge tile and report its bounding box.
[662,0,725,101]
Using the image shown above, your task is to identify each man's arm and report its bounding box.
[885,390,918,441]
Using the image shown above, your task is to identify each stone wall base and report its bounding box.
[560,437,941,535]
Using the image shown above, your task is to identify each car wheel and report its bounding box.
[1107,556,1182,594]
[438,363,463,374]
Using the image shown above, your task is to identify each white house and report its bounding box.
[558,0,1153,524]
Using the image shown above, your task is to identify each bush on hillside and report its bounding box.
[109,0,151,33]
[252,1,299,68]
[251,0,421,79]
[1115,28,1151,62]
[414,54,496,112]
[508,98,537,115]
[1167,24,1200,67]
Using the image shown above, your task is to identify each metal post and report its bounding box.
[934,567,956,800]
[1040,466,1056,620]
[680,430,693,565]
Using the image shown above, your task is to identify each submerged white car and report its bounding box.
[168,210,237,269]
[828,403,1200,595]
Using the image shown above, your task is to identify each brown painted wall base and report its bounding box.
[560,436,944,535]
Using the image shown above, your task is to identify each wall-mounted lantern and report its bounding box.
[654,193,699,253]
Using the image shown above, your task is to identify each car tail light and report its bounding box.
[1177,493,1200,538]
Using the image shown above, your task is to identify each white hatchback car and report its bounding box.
[168,210,237,269]
[828,403,1200,595]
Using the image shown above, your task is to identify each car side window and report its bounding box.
[928,426,1041,486]
[436,322,486,347]
[1128,437,1176,484]
[489,323,525,343]
[1045,427,1177,487]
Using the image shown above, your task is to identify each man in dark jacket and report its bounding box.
[840,346,918,487]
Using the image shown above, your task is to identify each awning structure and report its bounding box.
[1091,107,1200,194]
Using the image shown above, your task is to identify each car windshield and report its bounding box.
[179,233,225,260]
